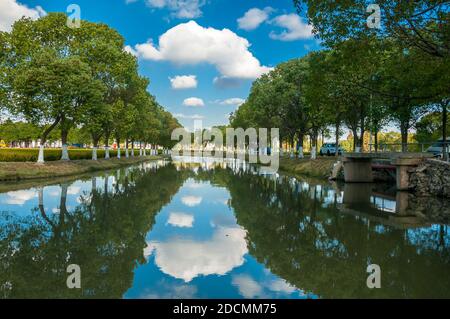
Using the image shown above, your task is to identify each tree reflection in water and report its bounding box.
[196,167,450,298]
[0,162,188,298]
[0,158,449,299]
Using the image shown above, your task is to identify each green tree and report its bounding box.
[302,51,335,157]
[3,14,107,162]
[231,58,314,156]
[416,111,450,143]
[80,102,109,160]
[10,49,102,162]
[0,120,41,146]
[293,2,449,154]
[276,58,312,157]
[293,1,449,58]
[1,12,167,163]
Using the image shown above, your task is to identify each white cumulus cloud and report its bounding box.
[2,189,36,205]
[170,75,198,89]
[144,226,248,282]
[67,186,82,195]
[127,21,272,80]
[145,0,205,19]
[181,195,203,206]
[237,7,274,31]
[232,274,265,298]
[269,14,313,41]
[0,0,46,32]
[141,282,198,299]
[183,97,204,107]
[167,212,194,228]
[220,98,246,106]
[268,278,296,294]
[173,113,204,120]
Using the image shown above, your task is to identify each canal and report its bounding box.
[0,156,449,298]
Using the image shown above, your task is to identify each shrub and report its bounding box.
[0,148,134,162]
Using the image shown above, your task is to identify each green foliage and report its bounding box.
[0,13,181,162]
[231,57,314,144]
[284,2,449,152]
[232,32,448,152]
[293,1,449,59]
[416,112,450,142]
[2,14,106,146]
[0,120,41,143]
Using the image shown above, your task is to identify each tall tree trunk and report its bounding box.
[311,129,318,160]
[351,128,359,152]
[443,101,448,161]
[125,139,129,158]
[116,137,121,159]
[359,124,365,153]
[37,117,61,164]
[131,141,135,157]
[321,130,325,149]
[400,120,409,153]
[315,134,319,154]
[104,133,110,159]
[335,121,340,157]
[92,137,99,161]
[290,137,294,158]
[359,103,366,152]
[61,128,70,161]
[298,133,304,158]
[374,128,379,152]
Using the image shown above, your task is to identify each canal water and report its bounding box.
[0,156,449,298]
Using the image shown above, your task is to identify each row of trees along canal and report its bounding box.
[230,1,449,159]
[0,13,181,163]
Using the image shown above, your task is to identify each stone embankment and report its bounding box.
[409,159,450,198]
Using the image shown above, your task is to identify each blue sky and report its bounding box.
[6,0,319,130]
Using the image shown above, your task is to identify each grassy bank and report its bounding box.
[278,156,338,179]
[0,155,164,181]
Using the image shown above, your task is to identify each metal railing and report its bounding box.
[368,141,449,158]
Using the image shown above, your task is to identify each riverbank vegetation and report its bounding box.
[231,1,449,158]
[0,155,163,181]
[0,13,180,163]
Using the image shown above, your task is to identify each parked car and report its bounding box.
[427,138,450,157]
[319,143,343,156]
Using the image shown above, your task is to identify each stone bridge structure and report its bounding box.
[342,153,434,191]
